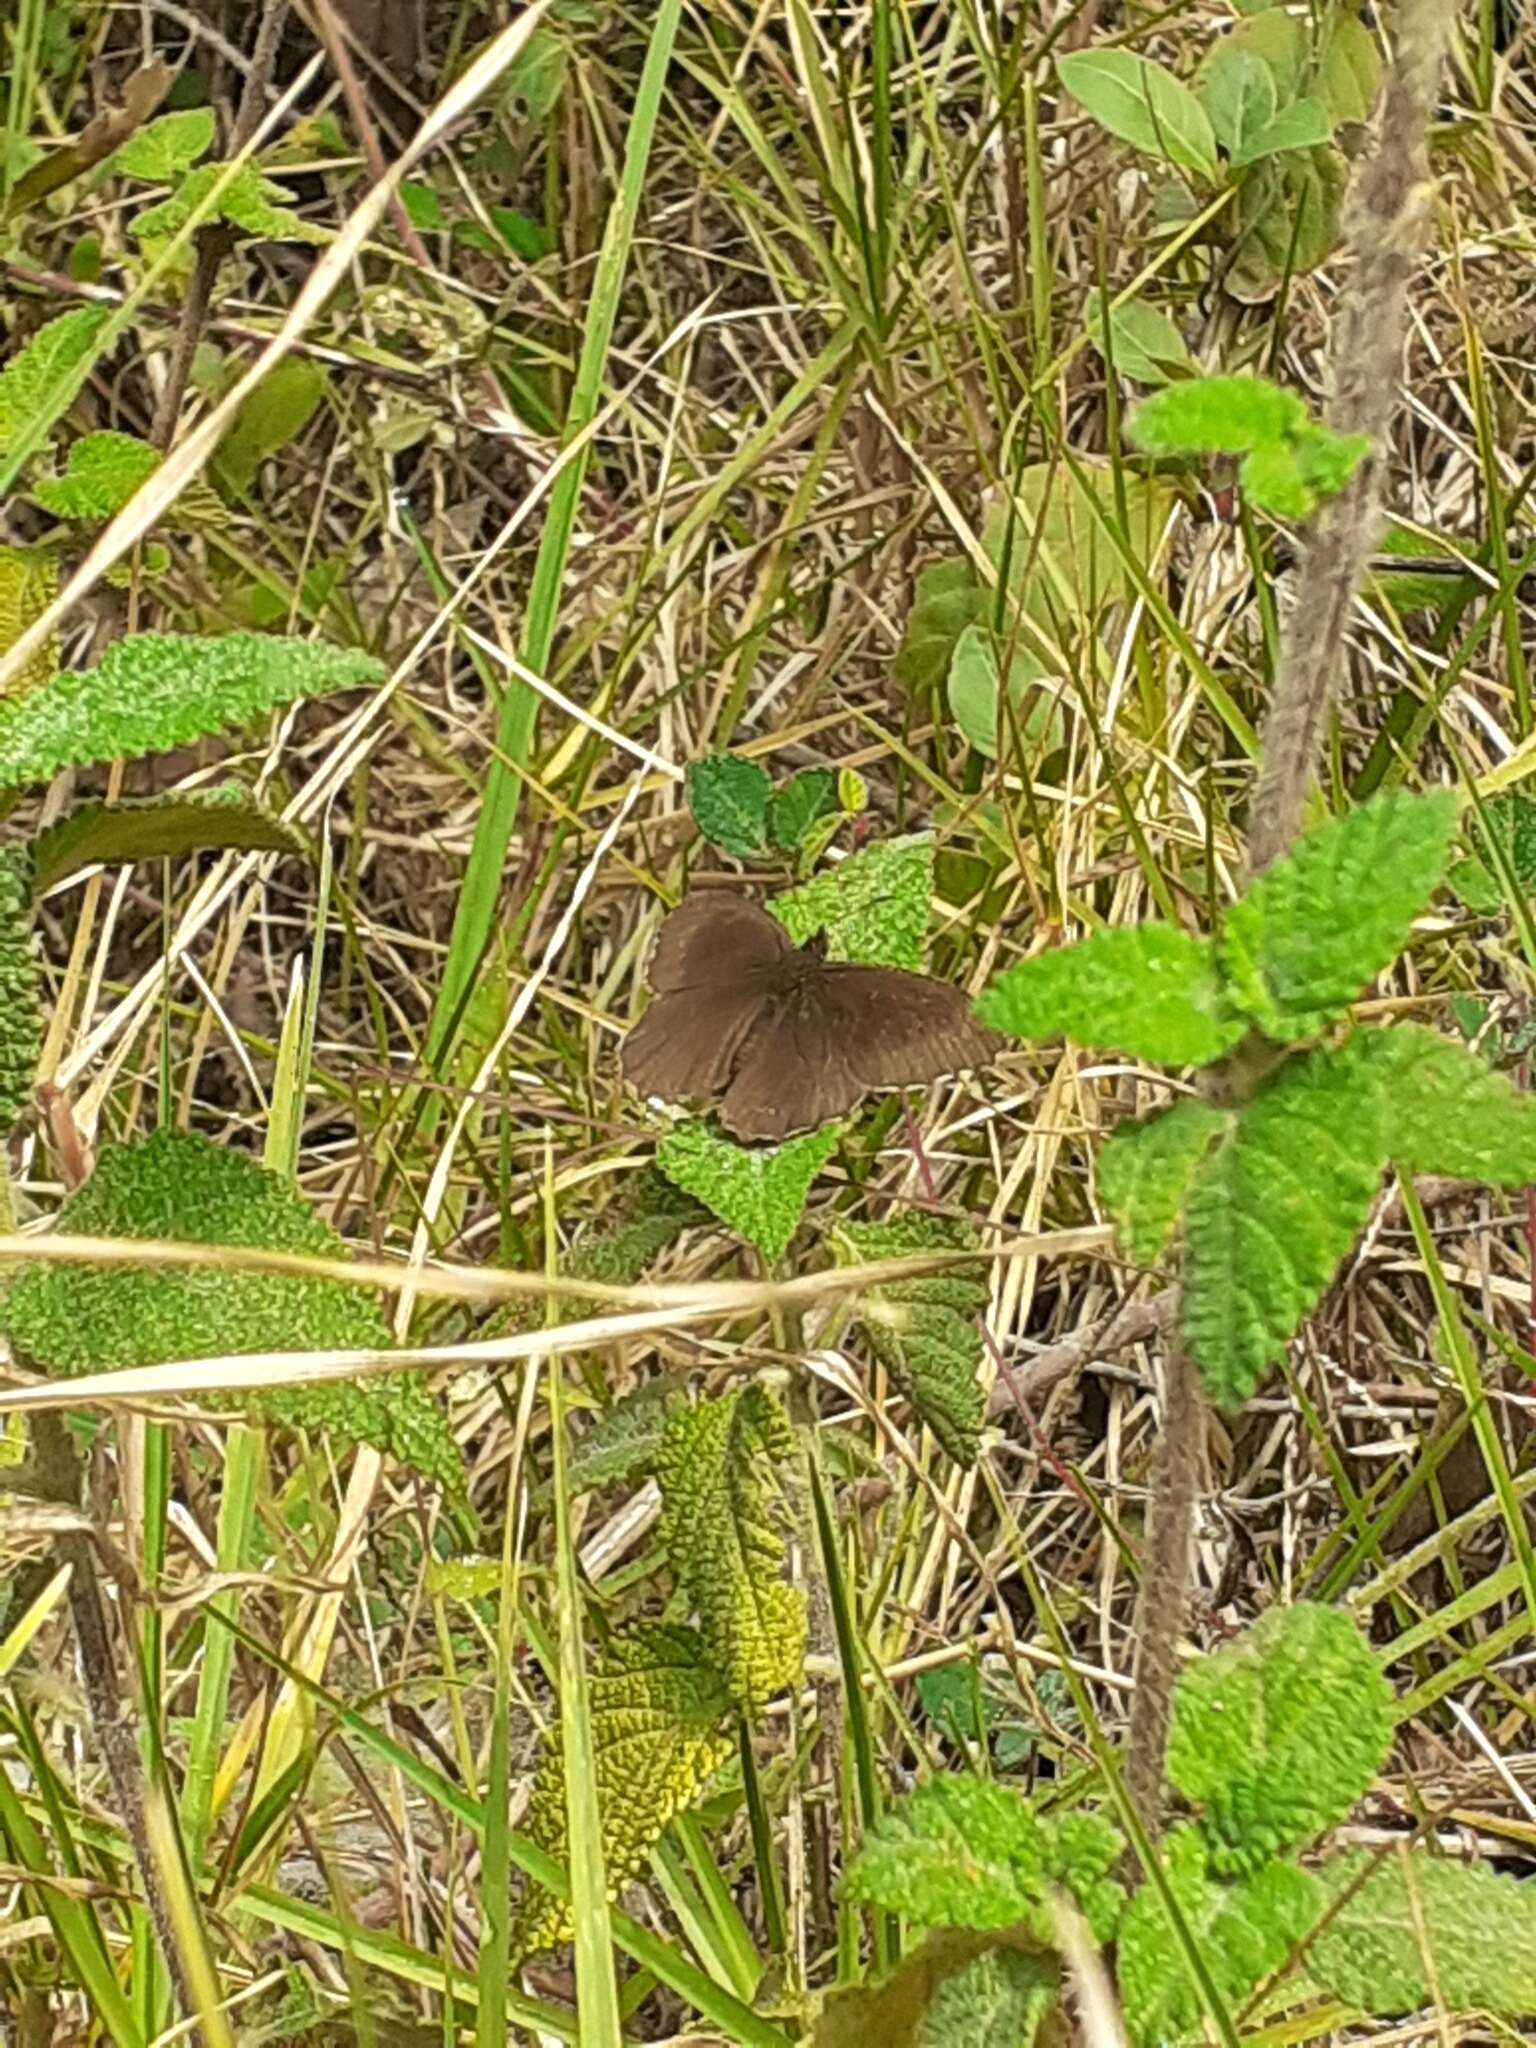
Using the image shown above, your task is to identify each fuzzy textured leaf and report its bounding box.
[1132,375,1307,457]
[918,1949,1056,2048]
[655,1119,836,1260]
[1354,1025,1536,1185]
[111,108,215,180]
[978,924,1242,1067]
[0,631,384,788]
[834,1213,988,1465]
[1239,426,1371,521]
[0,547,59,700]
[1057,50,1218,181]
[656,1385,807,1712]
[1310,1850,1536,2016]
[133,161,327,245]
[1097,1100,1231,1266]
[0,851,43,1134]
[1167,1604,1392,1873]
[31,431,161,520]
[567,1376,689,1497]
[1450,791,1536,912]
[1183,1044,1385,1404]
[1220,792,1460,1041]
[772,833,933,970]
[1118,1828,1323,2048]
[509,1623,733,1958]
[685,753,771,858]
[30,787,306,895]
[0,1129,460,1490]
[0,308,109,459]
[842,1774,1124,1943]
[815,1932,1062,2048]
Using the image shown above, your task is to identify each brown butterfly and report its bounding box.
[621,893,1002,1143]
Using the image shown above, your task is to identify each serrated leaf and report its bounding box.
[31,431,161,520]
[656,1120,837,1260]
[1097,1101,1231,1266]
[0,1129,461,1489]
[1057,50,1219,182]
[1451,791,1536,912]
[1168,1604,1392,1873]
[1132,375,1309,458]
[772,834,933,970]
[1090,290,1197,388]
[1310,1850,1536,2016]
[509,1622,733,1958]
[842,1775,1124,1943]
[0,307,110,461]
[685,753,771,858]
[567,1376,688,1496]
[895,557,984,693]
[1182,1044,1386,1405]
[833,1213,988,1465]
[132,161,327,246]
[769,768,837,852]
[1351,1025,1536,1184]
[214,360,329,494]
[947,623,1054,760]
[0,546,60,700]
[0,631,384,789]
[978,924,1242,1068]
[1232,95,1332,167]
[110,108,215,181]
[918,1948,1057,2048]
[656,1385,807,1712]
[1219,792,1460,1041]
[815,1931,1061,2048]
[1238,426,1371,520]
[0,850,42,1133]
[1118,1828,1323,2048]
[30,787,307,894]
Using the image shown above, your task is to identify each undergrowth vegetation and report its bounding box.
[1,2,1534,2044]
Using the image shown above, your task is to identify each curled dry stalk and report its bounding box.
[1121,0,1461,1841]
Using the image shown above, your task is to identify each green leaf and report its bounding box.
[894,558,984,693]
[0,630,384,789]
[1182,1044,1386,1405]
[833,1213,988,1466]
[1320,15,1383,127]
[1232,96,1332,167]
[1310,1850,1536,2016]
[978,924,1243,1068]
[1238,426,1371,520]
[772,834,934,970]
[508,1622,733,1959]
[0,1129,461,1489]
[1227,144,1347,304]
[1089,291,1198,388]
[214,359,329,494]
[110,108,215,181]
[568,1376,688,1497]
[947,624,1055,760]
[984,462,1172,638]
[1097,1100,1232,1266]
[31,430,161,520]
[685,753,771,858]
[814,1932,1060,2048]
[0,307,110,460]
[505,22,569,117]
[655,1120,838,1260]
[769,768,838,852]
[1167,1604,1393,1874]
[132,161,327,246]
[1449,791,1536,911]
[842,1775,1124,1943]
[1057,50,1219,182]
[1118,1828,1323,2048]
[1352,1024,1536,1184]
[918,1949,1057,2048]
[1219,792,1460,1041]
[0,545,60,699]
[1132,374,1308,457]
[30,786,307,894]
[656,1385,807,1712]
[0,850,42,1134]
[1198,45,1276,157]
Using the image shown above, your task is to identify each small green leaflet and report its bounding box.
[917,1950,1056,2048]
[110,108,215,182]
[1096,1100,1230,1266]
[1089,290,1197,388]
[28,787,307,896]
[978,923,1243,1068]
[895,557,984,693]
[947,624,1055,761]
[769,767,838,852]
[656,1120,838,1261]
[686,753,771,858]
[1057,49,1219,182]
[31,430,161,520]
[772,834,934,971]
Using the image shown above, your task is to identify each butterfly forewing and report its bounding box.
[645,893,792,994]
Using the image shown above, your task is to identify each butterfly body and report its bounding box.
[622,894,1000,1143]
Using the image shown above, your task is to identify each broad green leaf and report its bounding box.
[1198,46,1276,158]
[1132,374,1308,457]
[655,1120,838,1260]
[1097,1100,1231,1266]
[1219,792,1460,1041]
[0,546,59,700]
[947,624,1055,760]
[772,833,933,970]
[1197,9,1306,103]
[1168,1604,1393,1873]
[0,1129,461,1489]
[1057,50,1219,182]
[841,1775,1123,1942]
[769,768,838,852]
[1238,426,1371,520]
[504,22,569,117]
[1320,15,1383,126]
[656,1385,807,1712]
[978,925,1243,1068]
[29,787,307,895]
[0,850,42,1134]
[1310,1850,1536,2016]
[0,631,384,789]
[110,108,215,181]
[918,1949,1057,2048]
[1227,144,1347,304]
[215,359,329,494]
[508,1622,732,1958]
[1118,1828,1323,2048]
[833,1213,988,1466]
[685,753,771,858]
[0,307,110,460]
[1232,96,1332,167]
[132,161,327,245]
[1090,290,1197,388]
[1182,1044,1386,1404]
[31,430,161,520]
[1352,1025,1536,1185]
[983,462,1172,639]
[895,557,984,693]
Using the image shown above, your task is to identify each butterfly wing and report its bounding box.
[717,984,864,1143]
[623,894,794,1110]
[645,893,793,994]
[816,966,1003,1091]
